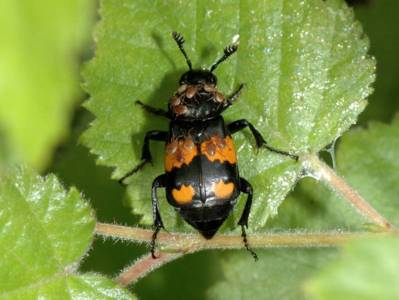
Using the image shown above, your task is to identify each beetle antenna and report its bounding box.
[172,32,192,70]
[210,44,238,72]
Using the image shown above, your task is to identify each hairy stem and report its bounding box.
[303,154,395,230]
[96,223,382,251]
[117,252,182,286]
[98,154,396,285]
[97,223,395,285]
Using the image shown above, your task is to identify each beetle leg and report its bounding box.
[237,177,258,261]
[150,174,167,258]
[136,100,171,118]
[224,83,244,108]
[118,131,168,184]
[228,119,266,148]
[227,119,298,160]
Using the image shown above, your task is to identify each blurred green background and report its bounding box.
[1,0,398,299]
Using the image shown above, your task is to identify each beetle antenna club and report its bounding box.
[172,32,192,70]
[209,44,238,72]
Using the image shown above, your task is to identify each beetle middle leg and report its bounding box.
[136,100,170,118]
[118,130,168,184]
[151,174,167,258]
[237,177,258,261]
[228,119,298,160]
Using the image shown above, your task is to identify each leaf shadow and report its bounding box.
[151,31,177,70]
[128,69,182,159]
[129,31,185,160]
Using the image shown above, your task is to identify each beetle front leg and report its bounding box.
[237,177,258,261]
[151,174,167,258]
[119,130,168,184]
[223,83,244,110]
[136,100,170,118]
[227,119,298,160]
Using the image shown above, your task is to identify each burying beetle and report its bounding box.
[120,32,297,259]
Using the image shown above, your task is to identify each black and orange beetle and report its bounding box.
[120,32,297,259]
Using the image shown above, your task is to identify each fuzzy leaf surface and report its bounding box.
[272,115,399,232]
[0,167,134,299]
[332,116,399,227]
[82,0,375,229]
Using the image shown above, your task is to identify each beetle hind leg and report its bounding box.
[151,174,167,258]
[240,225,258,261]
[150,226,162,259]
[238,177,258,261]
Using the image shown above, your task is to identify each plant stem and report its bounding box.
[117,252,182,286]
[96,223,380,251]
[97,223,396,286]
[303,154,395,230]
[99,154,396,286]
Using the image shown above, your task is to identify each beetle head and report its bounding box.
[179,69,217,86]
[169,32,238,121]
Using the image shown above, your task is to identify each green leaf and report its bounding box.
[82,0,375,230]
[270,115,399,230]
[276,115,399,230]
[0,0,94,169]
[49,109,145,277]
[0,166,134,299]
[135,251,222,300]
[267,176,364,230]
[2,274,136,299]
[332,115,399,227]
[274,114,399,231]
[306,236,399,300]
[207,249,338,300]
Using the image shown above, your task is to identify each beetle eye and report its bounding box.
[209,75,217,85]
[179,73,188,84]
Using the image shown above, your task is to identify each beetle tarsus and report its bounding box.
[237,178,257,261]
[241,225,258,261]
[150,225,162,259]
[262,145,299,161]
[118,160,148,184]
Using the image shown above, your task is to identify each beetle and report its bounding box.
[119,32,297,259]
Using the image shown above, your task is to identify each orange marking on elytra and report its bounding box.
[165,138,198,171]
[172,184,195,204]
[213,180,235,199]
[201,136,236,164]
